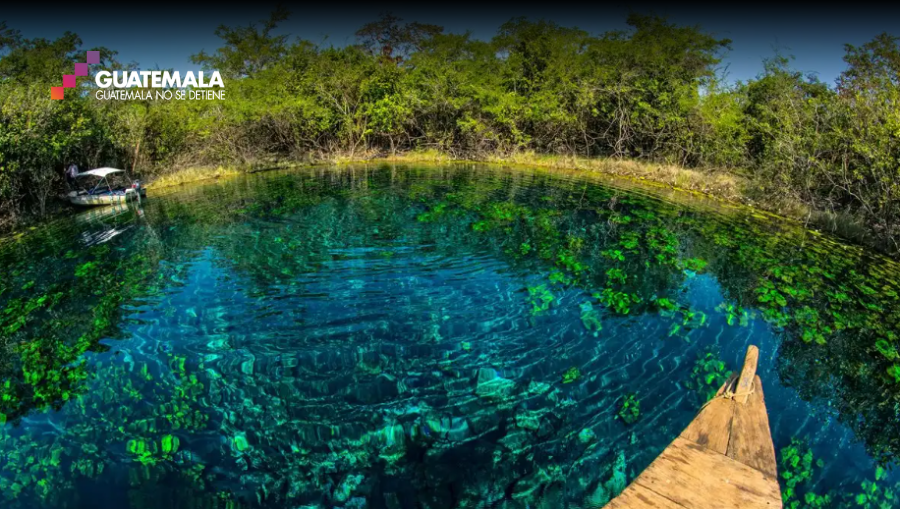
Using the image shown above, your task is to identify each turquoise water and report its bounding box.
[1,165,898,508]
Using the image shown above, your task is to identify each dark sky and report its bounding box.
[4,3,899,84]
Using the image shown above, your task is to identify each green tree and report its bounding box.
[190,6,291,78]
[355,13,443,62]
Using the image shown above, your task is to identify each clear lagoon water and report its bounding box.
[1,164,898,508]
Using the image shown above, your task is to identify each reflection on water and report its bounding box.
[0,164,898,508]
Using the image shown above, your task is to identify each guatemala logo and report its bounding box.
[51,50,99,100]
[50,50,224,101]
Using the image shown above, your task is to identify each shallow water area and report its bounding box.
[1,164,899,509]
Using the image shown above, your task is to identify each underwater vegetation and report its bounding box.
[562,367,580,384]
[0,164,899,507]
[616,394,641,425]
[780,437,900,508]
[683,350,733,405]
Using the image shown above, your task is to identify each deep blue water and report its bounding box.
[0,164,898,508]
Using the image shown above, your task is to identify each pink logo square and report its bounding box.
[86,51,100,64]
[74,63,88,76]
[63,75,76,88]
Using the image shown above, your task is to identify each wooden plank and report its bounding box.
[679,397,734,454]
[606,485,685,508]
[629,437,781,509]
[728,376,778,478]
[734,346,759,404]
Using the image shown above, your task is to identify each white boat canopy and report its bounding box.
[76,168,125,178]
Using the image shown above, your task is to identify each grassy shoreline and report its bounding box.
[146,150,878,250]
[145,150,799,217]
[3,150,867,252]
[149,152,746,199]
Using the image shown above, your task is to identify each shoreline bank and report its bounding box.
[1,151,871,255]
[146,151,823,231]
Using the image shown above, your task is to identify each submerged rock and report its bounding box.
[515,409,543,431]
[333,474,365,504]
[421,414,471,442]
[383,493,402,509]
[474,368,516,399]
[527,380,552,395]
[447,417,470,441]
[466,409,501,436]
[343,497,367,509]
[348,374,404,404]
[578,428,596,444]
[511,466,554,501]
[240,355,256,375]
[588,450,628,506]
[498,429,532,453]
[376,421,406,451]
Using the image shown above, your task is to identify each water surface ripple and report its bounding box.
[0,164,898,508]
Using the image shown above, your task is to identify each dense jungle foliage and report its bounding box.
[1,11,899,253]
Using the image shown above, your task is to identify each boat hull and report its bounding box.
[68,189,145,207]
[605,346,782,508]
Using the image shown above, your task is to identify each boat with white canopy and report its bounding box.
[66,168,146,207]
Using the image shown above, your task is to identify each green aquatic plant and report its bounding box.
[159,356,208,431]
[646,226,679,265]
[527,284,555,315]
[794,306,831,345]
[847,467,900,509]
[780,438,832,508]
[600,249,625,262]
[667,323,683,338]
[655,297,677,312]
[0,427,76,505]
[126,434,180,466]
[562,367,580,384]
[681,308,707,329]
[416,201,449,222]
[0,291,63,336]
[684,350,732,404]
[0,350,212,503]
[557,248,586,273]
[73,261,99,278]
[606,267,627,284]
[874,340,898,361]
[18,338,88,407]
[610,214,632,225]
[681,257,708,272]
[618,231,640,252]
[233,434,250,453]
[715,302,751,327]
[756,279,788,307]
[617,393,640,425]
[596,288,639,315]
[761,307,791,328]
[519,242,532,255]
[887,364,900,383]
[548,270,571,286]
[579,301,603,334]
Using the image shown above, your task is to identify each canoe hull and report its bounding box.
[605,346,782,509]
